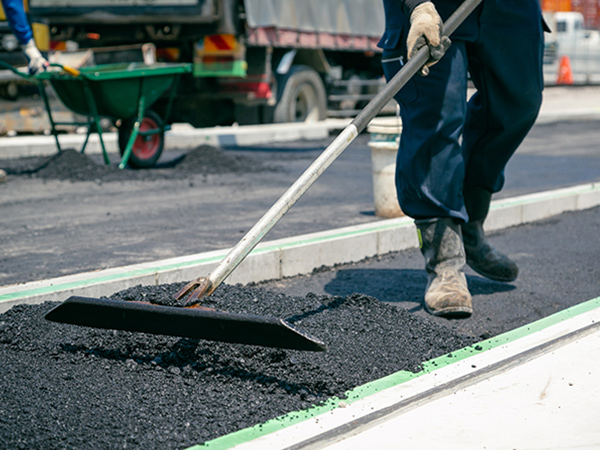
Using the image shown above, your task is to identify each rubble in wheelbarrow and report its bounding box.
[0,282,477,449]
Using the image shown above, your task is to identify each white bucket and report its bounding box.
[367,117,403,218]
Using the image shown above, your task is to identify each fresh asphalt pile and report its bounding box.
[0,283,477,449]
[0,145,280,182]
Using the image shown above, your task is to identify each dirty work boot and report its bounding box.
[462,187,519,282]
[415,218,472,318]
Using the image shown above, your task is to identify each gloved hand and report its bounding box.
[22,39,49,75]
[407,2,451,76]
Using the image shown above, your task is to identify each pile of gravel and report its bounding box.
[32,148,115,181]
[1,145,278,183]
[0,283,477,449]
[174,145,278,175]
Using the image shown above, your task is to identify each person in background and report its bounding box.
[0,0,49,183]
[378,0,546,317]
[1,0,48,74]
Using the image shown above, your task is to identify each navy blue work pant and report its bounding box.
[381,1,545,222]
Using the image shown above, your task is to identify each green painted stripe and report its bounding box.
[0,220,413,305]
[0,253,225,303]
[189,295,600,449]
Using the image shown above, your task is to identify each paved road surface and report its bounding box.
[0,118,599,287]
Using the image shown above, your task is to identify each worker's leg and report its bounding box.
[461,1,545,282]
[463,2,545,193]
[382,39,472,317]
[382,41,470,222]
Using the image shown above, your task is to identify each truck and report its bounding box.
[26,0,389,128]
[541,9,600,84]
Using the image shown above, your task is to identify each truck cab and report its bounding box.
[553,11,586,49]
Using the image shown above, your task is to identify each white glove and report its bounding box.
[407,2,451,76]
[22,39,49,75]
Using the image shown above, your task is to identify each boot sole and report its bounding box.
[425,304,473,318]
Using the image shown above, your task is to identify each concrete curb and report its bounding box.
[0,119,351,159]
[2,104,600,159]
[1,182,598,314]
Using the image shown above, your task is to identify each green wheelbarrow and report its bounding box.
[0,61,192,169]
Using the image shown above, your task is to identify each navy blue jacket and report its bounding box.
[1,0,33,44]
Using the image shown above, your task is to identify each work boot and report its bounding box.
[462,186,519,282]
[416,218,472,318]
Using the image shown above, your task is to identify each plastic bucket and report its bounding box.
[367,117,403,218]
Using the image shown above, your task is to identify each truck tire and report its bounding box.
[118,110,164,169]
[274,65,327,123]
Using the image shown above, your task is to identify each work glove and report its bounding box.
[22,39,49,75]
[407,2,451,76]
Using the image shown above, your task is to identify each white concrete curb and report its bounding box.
[0,119,351,159]
[2,103,600,159]
[0,182,598,314]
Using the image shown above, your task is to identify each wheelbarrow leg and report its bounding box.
[38,81,62,153]
[79,118,95,155]
[119,82,147,170]
[81,81,110,165]
[162,72,181,125]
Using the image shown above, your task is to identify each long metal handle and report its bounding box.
[204,0,483,296]
[0,60,81,79]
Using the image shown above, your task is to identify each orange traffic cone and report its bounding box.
[556,55,574,85]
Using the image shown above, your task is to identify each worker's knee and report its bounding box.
[504,87,543,136]
[518,87,543,125]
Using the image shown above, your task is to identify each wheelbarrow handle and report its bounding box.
[50,63,81,77]
[0,59,32,80]
[0,60,80,79]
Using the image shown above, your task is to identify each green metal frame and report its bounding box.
[37,72,111,164]
[116,70,182,169]
[0,61,191,168]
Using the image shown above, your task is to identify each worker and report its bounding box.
[378,0,546,317]
[1,0,48,74]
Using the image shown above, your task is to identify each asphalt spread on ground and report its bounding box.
[1,284,476,449]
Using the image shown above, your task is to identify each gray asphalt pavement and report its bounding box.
[0,117,599,287]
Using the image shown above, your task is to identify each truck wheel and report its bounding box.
[118,110,164,169]
[0,81,19,101]
[274,65,327,123]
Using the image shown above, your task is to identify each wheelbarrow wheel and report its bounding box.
[118,110,164,169]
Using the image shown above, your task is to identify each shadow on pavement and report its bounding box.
[323,268,516,309]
